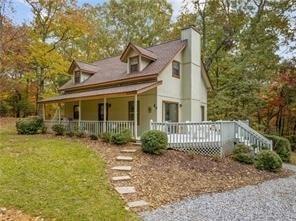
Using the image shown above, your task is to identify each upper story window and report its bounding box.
[172,61,180,78]
[74,70,80,84]
[129,56,139,73]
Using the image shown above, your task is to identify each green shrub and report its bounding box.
[52,124,65,136]
[89,134,98,140]
[141,130,168,154]
[16,116,44,135]
[111,129,132,145]
[232,144,254,164]
[287,135,296,152]
[255,150,282,172]
[66,131,74,137]
[76,131,86,138]
[41,125,47,134]
[100,132,113,143]
[265,134,291,162]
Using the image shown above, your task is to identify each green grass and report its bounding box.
[0,123,138,220]
[290,152,296,165]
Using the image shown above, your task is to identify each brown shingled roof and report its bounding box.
[60,39,187,91]
[39,81,161,103]
[120,42,157,62]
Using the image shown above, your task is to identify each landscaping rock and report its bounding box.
[115,186,136,194]
[112,175,131,181]
[120,149,137,153]
[128,200,149,208]
[116,156,133,161]
[111,166,132,171]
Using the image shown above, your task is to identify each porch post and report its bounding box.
[103,97,107,132]
[78,100,81,129]
[58,103,61,124]
[134,94,138,138]
[42,103,45,121]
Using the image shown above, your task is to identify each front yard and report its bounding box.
[0,119,137,220]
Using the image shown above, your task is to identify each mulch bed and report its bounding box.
[87,140,291,210]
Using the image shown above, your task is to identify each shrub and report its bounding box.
[265,134,291,162]
[89,134,98,140]
[232,144,254,164]
[41,125,47,134]
[111,129,132,145]
[66,131,74,137]
[16,116,44,135]
[52,124,65,136]
[141,130,168,154]
[255,150,282,172]
[100,132,113,143]
[76,131,86,138]
[287,135,296,152]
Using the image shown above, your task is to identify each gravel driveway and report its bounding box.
[142,164,296,221]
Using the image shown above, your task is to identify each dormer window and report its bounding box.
[74,70,80,83]
[130,56,139,73]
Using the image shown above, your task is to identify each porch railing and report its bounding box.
[150,120,272,156]
[44,120,134,137]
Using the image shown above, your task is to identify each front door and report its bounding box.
[163,102,178,122]
[98,103,108,121]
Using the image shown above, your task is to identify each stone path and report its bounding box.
[112,147,149,209]
[142,164,296,221]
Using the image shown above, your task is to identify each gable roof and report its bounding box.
[68,60,98,74]
[120,42,157,62]
[59,39,187,91]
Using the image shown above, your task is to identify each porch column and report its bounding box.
[103,97,107,132]
[58,103,61,124]
[42,103,45,121]
[134,94,138,138]
[78,100,81,129]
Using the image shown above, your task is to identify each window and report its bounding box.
[73,105,79,119]
[128,101,140,125]
[201,105,205,121]
[98,103,108,121]
[163,102,178,122]
[172,61,180,78]
[74,70,80,84]
[129,56,139,73]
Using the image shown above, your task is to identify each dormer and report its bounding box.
[120,43,157,74]
[68,60,97,84]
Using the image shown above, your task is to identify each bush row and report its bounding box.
[232,143,282,172]
[100,129,132,145]
[264,134,291,162]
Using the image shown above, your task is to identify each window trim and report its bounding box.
[128,100,140,125]
[172,60,180,78]
[73,105,79,120]
[74,70,81,84]
[162,101,179,122]
[129,56,139,73]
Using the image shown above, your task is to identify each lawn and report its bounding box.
[0,119,138,220]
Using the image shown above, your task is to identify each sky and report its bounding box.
[10,0,188,25]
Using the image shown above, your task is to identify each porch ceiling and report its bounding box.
[38,81,161,103]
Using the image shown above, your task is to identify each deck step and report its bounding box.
[111,166,132,171]
[112,176,131,181]
[127,200,149,208]
[120,149,137,153]
[116,156,133,161]
[115,186,136,194]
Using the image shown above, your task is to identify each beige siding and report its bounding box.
[63,89,156,135]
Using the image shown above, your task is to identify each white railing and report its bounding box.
[150,120,272,156]
[44,120,134,137]
[235,120,272,151]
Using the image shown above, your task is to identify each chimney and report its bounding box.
[180,26,204,122]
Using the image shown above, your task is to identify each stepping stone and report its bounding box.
[111,166,132,171]
[112,175,131,181]
[115,186,136,194]
[116,156,133,161]
[127,200,149,208]
[120,149,137,153]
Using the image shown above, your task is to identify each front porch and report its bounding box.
[40,82,160,138]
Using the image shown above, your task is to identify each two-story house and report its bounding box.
[39,27,212,138]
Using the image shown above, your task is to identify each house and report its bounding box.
[39,27,212,138]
